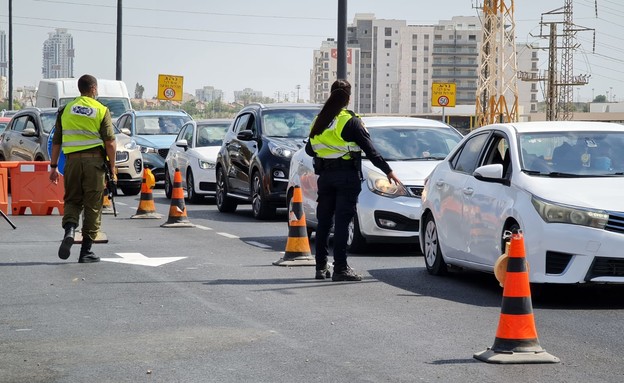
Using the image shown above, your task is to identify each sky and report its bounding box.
[0,0,622,103]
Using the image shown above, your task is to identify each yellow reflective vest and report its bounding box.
[310,109,361,159]
[60,96,108,154]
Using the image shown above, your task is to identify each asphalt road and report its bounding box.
[1,189,624,383]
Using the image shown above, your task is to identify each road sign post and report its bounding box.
[432,83,456,123]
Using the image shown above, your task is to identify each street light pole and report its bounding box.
[116,0,122,80]
[8,0,13,109]
[337,0,347,80]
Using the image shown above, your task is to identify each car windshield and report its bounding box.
[366,126,463,161]
[262,109,318,138]
[97,97,131,119]
[135,115,190,135]
[41,111,58,133]
[196,123,229,147]
[519,131,624,176]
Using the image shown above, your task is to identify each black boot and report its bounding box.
[58,223,76,260]
[78,238,100,263]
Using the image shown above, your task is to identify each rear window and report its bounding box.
[261,109,319,138]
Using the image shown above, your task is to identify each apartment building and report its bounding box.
[42,28,74,79]
[310,14,538,118]
[195,86,224,103]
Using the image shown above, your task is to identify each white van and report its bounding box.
[36,78,132,119]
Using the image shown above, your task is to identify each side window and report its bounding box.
[25,118,36,132]
[482,134,511,177]
[183,126,193,144]
[450,132,489,174]
[116,116,127,131]
[233,114,251,134]
[122,116,132,133]
[11,116,28,133]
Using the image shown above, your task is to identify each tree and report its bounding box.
[134,83,145,99]
[593,95,607,103]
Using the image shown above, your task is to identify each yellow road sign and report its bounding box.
[431,83,456,107]
[158,74,184,101]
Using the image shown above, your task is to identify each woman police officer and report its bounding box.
[306,79,401,281]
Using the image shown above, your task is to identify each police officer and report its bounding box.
[307,79,401,281]
[49,74,117,263]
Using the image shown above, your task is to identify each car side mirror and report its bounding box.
[175,139,188,149]
[22,127,37,137]
[237,130,254,141]
[473,164,510,186]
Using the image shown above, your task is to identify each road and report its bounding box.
[1,189,624,383]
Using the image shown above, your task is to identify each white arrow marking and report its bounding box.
[101,252,186,267]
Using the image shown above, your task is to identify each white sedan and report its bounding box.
[420,120,624,284]
[164,119,232,203]
[288,116,463,252]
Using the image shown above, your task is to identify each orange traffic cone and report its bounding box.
[273,185,315,266]
[161,168,195,228]
[131,168,162,219]
[474,231,559,364]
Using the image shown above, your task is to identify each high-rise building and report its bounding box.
[195,86,224,103]
[42,28,74,79]
[310,14,538,119]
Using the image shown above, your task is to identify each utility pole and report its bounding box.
[519,1,594,121]
[116,0,122,80]
[8,0,13,110]
[337,0,347,80]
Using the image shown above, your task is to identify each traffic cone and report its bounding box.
[161,168,195,228]
[273,185,315,266]
[131,168,162,219]
[102,193,114,215]
[474,231,560,364]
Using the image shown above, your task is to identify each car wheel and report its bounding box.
[216,167,237,213]
[347,215,367,254]
[164,167,173,199]
[120,185,141,196]
[251,171,276,220]
[186,169,203,204]
[423,214,447,275]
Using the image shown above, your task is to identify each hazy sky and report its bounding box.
[0,0,621,103]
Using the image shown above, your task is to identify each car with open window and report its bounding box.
[420,121,624,284]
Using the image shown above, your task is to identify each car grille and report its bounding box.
[606,211,624,234]
[406,185,424,198]
[545,251,573,274]
[586,257,624,280]
[158,148,169,159]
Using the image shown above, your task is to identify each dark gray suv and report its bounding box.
[0,107,57,161]
[215,103,321,220]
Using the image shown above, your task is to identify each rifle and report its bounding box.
[104,162,117,217]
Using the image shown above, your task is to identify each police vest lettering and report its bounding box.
[70,105,97,119]
[310,109,361,159]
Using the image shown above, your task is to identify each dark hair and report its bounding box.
[309,79,351,137]
[78,74,97,94]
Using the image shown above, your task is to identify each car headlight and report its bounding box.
[124,139,138,150]
[366,171,409,198]
[139,145,158,154]
[268,141,294,158]
[199,159,215,169]
[531,195,608,229]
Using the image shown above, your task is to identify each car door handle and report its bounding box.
[462,187,474,196]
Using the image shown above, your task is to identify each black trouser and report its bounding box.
[315,168,361,271]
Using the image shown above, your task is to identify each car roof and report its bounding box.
[14,107,58,115]
[196,119,233,124]
[482,121,624,134]
[130,110,190,117]
[243,103,323,111]
[361,116,451,128]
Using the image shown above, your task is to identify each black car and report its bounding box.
[215,103,321,219]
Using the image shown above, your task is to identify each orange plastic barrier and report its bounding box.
[10,161,65,215]
[0,168,8,214]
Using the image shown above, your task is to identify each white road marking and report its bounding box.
[245,241,271,249]
[217,232,239,239]
[195,225,213,231]
[101,252,186,267]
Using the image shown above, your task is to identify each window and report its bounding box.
[469,35,476,41]
[434,34,442,40]
[11,116,28,132]
[385,40,392,48]
[450,133,489,174]
[385,27,392,36]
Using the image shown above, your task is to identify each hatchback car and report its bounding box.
[115,110,192,181]
[288,117,463,252]
[0,107,57,161]
[215,103,321,219]
[420,121,624,284]
[164,119,232,203]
